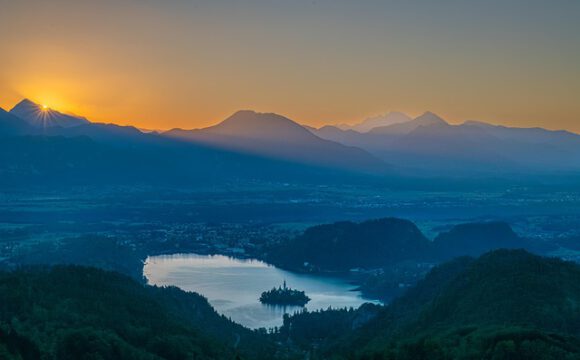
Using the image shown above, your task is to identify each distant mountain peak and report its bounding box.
[223,109,291,124]
[338,111,412,133]
[10,98,46,115]
[11,98,62,114]
[12,98,38,109]
[367,111,448,135]
[164,110,386,172]
[10,98,89,129]
[414,111,448,125]
[230,109,259,117]
[203,110,310,140]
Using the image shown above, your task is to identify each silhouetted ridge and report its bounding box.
[10,98,89,128]
[203,110,318,142]
[164,110,388,173]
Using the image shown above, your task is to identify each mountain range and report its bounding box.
[313,111,580,176]
[0,100,387,186]
[163,110,385,172]
[1,98,579,186]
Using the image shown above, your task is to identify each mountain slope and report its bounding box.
[0,134,379,188]
[312,111,580,175]
[164,110,387,173]
[463,121,580,168]
[414,250,580,331]
[380,122,518,173]
[307,250,580,359]
[465,120,580,144]
[8,99,155,146]
[10,99,89,128]
[0,266,277,359]
[391,121,580,172]
[0,107,33,136]
[312,125,369,145]
[42,122,149,145]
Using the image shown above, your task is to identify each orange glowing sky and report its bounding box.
[0,0,579,131]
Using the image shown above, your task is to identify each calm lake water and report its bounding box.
[143,254,380,329]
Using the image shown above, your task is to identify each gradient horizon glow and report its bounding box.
[0,0,578,131]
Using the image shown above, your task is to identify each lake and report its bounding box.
[143,253,381,329]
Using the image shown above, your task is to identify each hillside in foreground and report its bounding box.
[279,250,580,359]
[3,250,580,359]
[0,266,279,360]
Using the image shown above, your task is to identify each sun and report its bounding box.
[41,104,49,111]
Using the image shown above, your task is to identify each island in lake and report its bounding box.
[260,280,311,306]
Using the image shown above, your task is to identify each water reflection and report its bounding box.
[143,253,380,329]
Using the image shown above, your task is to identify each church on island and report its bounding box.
[259,280,311,306]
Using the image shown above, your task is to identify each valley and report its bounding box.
[2,183,580,329]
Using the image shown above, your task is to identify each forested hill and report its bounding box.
[268,218,433,271]
[0,266,279,360]
[280,250,580,359]
[358,249,580,358]
[3,251,580,359]
[266,217,536,273]
[433,221,526,259]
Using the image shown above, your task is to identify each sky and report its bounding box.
[0,0,579,131]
